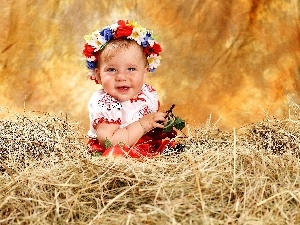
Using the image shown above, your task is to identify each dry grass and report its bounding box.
[1,109,300,224]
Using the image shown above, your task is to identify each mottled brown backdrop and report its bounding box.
[1,0,300,132]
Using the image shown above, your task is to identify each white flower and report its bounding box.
[147,54,161,71]
[86,56,96,62]
[148,39,155,47]
[110,23,119,31]
[129,27,145,45]
[88,30,107,51]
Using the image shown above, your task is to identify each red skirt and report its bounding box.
[87,134,179,158]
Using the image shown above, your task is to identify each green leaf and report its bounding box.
[91,152,102,157]
[105,137,113,149]
[163,120,173,133]
[174,117,185,130]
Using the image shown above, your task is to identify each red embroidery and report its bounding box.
[145,84,156,92]
[140,106,152,116]
[92,117,121,129]
[90,76,99,84]
[130,92,146,103]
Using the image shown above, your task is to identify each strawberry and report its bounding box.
[102,144,129,157]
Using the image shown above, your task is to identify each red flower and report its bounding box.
[144,42,162,56]
[83,44,95,57]
[152,43,162,54]
[114,20,133,39]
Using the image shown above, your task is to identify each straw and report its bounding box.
[1,110,300,224]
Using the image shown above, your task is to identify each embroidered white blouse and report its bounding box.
[88,84,159,139]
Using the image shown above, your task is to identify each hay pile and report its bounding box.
[1,110,300,224]
[0,109,87,172]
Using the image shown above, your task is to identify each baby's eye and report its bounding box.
[128,67,136,72]
[107,68,116,72]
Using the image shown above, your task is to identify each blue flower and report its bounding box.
[100,28,113,41]
[141,40,148,47]
[86,61,97,69]
[141,32,152,47]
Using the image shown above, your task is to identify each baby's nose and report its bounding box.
[115,73,127,81]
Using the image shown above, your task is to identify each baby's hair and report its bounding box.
[98,39,148,68]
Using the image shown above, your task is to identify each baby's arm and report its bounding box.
[96,112,167,147]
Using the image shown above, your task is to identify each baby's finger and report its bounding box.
[156,113,167,121]
[154,122,165,128]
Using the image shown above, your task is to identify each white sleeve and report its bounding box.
[87,90,123,138]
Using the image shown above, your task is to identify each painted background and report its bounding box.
[1,0,300,132]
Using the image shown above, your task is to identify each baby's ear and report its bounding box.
[145,66,150,73]
[143,68,148,83]
[95,68,102,84]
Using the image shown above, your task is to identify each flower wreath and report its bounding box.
[83,20,162,83]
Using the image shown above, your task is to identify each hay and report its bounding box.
[1,110,300,224]
[0,108,87,171]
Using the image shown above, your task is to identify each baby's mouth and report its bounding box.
[116,86,130,92]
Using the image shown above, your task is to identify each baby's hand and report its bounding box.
[139,112,167,131]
